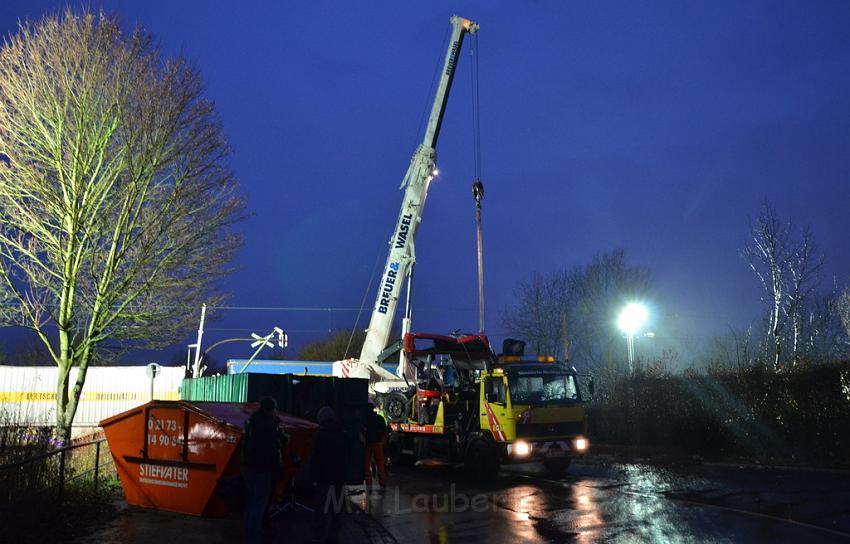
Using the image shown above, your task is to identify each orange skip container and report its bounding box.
[100,400,317,516]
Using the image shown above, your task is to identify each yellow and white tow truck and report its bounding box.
[382,333,591,478]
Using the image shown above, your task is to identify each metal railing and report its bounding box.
[0,436,116,510]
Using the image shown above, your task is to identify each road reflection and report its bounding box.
[502,463,691,542]
[570,482,604,543]
[619,464,689,542]
[367,462,850,543]
[497,484,546,541]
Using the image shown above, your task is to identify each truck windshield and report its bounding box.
[507,371,580,404]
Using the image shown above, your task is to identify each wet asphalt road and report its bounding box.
[354,458,850,543]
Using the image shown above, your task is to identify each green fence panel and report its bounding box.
[180,373,370,482]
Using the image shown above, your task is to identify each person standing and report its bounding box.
[363,401,388,490]
[242,396,284,544]
[309,406,349,544]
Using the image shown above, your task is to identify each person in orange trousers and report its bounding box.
[363,401,388,489]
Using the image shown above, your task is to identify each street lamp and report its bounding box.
[617,303,648,373]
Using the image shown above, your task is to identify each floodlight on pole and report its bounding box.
[618,303,648,373]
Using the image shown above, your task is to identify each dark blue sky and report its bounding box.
[2,1,849,366]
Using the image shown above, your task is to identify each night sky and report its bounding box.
[1,1,848,368]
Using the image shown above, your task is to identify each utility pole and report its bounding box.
[192,304,207,378]
[146,363,160,401]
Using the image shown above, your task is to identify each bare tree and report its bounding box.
[741,204,788,369]
[0,10,245,440]
[703,326,756,370]
[802,286,846,362]
[741,204,824,369]
[298,329,368,362]
[838,287,850,346]
[786,226,824,361]
[570,250,653,368]
[503,270,571,359]
[503,249,652,369]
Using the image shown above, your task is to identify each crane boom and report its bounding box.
[358,15,479,367]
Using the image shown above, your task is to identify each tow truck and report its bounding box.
[383,334,591,477]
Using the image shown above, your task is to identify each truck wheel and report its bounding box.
[542,457,571,477]
[383,392,409,422]
[464,440,499,480]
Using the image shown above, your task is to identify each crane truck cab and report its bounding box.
[383,333,590,479]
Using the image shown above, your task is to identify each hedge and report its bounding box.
[587,362,850,467]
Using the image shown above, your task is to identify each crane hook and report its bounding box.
[472,178,484,203]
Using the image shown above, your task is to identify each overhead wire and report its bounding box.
[344,247,384,359]
[0,300,760,322]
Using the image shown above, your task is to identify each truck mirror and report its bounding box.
[588,378,595,396]
[484,377,506,404]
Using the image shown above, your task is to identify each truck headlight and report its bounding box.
[513,440,531,456]
[573,437,588,452]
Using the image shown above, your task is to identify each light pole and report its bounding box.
[617,303,648,373]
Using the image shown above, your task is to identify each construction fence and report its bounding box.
[0,365,184,430]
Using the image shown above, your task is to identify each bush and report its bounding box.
[587,361,850,467]
[0,415,120,541]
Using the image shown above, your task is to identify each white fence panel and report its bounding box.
[0,365,184,427]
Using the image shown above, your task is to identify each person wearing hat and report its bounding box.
[363,400,388,490]
[242,396,284,544]
[309,406,349,543]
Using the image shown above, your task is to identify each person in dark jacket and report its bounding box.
[242,396,284,544]
[309,406,350,544]
[363,401,388,489]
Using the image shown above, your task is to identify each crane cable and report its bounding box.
[344,246,384,359]
[415,24,452,149]
[469,31,485,333]
[469,31,482,180]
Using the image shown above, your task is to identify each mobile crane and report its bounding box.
[332,15,479,394]
[331,16,590,478]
